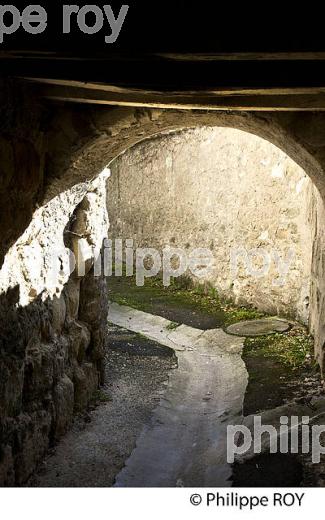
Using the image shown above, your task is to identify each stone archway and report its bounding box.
[45,106,325,369]
[46,108,325,202]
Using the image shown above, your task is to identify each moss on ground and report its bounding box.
[92,389,112,404]
[242,326,320,414]
[243,326,316,370]
[108,272,264,327]
[108,271,316,372]
[108,270,320,414]
[166,321,180,331]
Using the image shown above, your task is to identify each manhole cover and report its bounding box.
[226,318,291,337]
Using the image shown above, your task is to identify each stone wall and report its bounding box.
[108,127,314,322]
[0,82,113,485]
[0,168,109,486]
[0,80,47,268]
[309,186,325,368]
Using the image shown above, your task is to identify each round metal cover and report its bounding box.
[226,318,291,337]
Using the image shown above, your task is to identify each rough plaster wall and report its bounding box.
[309,186,325,368]
[109,127,313,322]
[0,170,109,486]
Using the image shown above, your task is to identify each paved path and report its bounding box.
[108,302,247,487]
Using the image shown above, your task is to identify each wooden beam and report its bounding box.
[7,51,325,61]
[27,79,325,111]
[158,52,325,62]
[23,77,325,97]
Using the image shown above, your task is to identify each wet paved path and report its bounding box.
[28,302,325,487]
[108,303,247,487]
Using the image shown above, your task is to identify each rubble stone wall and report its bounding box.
[108,127,313,322]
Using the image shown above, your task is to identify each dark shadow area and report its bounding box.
[232,454,303,487]
[107,325,176,359]
[242,336,320,416]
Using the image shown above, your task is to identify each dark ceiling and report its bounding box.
[2,1,325,92]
